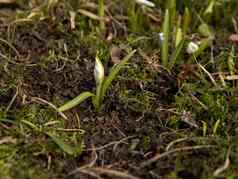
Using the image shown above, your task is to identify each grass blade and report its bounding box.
[169,38,185,70]
[21,120,40,131]
[175,27,182,47]
[98,0,105,31]
[162,9,170,67]
[182,7,190,35]
[46,132,76,155]
[58,92,95,112]
[100,50,136,101]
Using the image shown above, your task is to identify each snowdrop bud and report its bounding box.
[159,32,164,42]
[186,41,199,54]
[135,0,155,8]
[94,55,104,84]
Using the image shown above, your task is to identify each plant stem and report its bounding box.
[98,0,105,31]
[162,9,170,67]
[94,81,103,111]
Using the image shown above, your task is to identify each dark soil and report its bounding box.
[1,1,238,179]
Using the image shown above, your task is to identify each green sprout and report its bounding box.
[98,0,105,31]
[161,7,185,70]
[58,50,136,112]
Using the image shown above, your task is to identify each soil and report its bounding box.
[1,1,237,179]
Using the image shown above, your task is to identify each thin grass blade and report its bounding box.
[175,27,183,47]
[162,9,170,67]
[182,7,190,35]
[21,120,40,131]
[46,132,76,155]
[98,0,105,31]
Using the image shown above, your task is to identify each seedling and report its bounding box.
[161,0,187,70]
[58,50,136,112]
[161,9,185,70]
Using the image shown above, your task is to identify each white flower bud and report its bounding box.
[94,55,104,84]
[159,32,164,42]
[135,0,155,8]
[186,41,199,54]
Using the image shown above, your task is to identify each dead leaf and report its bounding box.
[0,0,15,3]
[229,34,238,42]
[181,110,198,128]
[110,45,122,64]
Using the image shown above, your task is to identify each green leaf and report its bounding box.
[182,7,190,35]
[100,50,136,101]
[98,0,105,31]
[46,132,76,155]
[162,9,170,67]
[58,92,95,112]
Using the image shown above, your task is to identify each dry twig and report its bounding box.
[31,97,68,120]
[140,145,215,167]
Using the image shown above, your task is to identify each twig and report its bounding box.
[140,145,215,168]
[5,87,18,113]
[86,135,136,151]
[70,167,139,179]
[90,167,139,179]
[31,97,68,120]
[165,136,215,151]
[213,147,231,177]
[166,137,190,151]
[198,63,218,87]
[0,137,16,145]
[0,37,20,57]
[55,128,85,134]
[189,92,208,111]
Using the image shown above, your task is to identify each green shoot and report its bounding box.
[175,17,183,48]
[167,0,176,27]
[212,119,220,136]
[98,0,105,31]
[228,46,236,75]
[100,50,136,101]
[182,7,190,35]
[175,27,183,47]
[161,6,185,70]
[162,9,170,68]
[58,50,137,112]
[201,121,208,137]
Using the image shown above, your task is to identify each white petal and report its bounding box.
[135,0,155,7]
[186,42,199,54]
[159,32,164,42]
[94,55,104,84]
